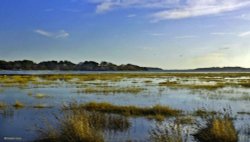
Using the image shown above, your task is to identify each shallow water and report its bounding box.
[0,71,250,142]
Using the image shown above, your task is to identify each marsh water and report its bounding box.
[0,71,250,142]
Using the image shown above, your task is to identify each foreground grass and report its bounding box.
[77,102,181,118]
[37,110,104,142]
[37,102,130,142]
[193,114,238,142]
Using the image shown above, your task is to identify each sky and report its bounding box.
[1,0,250,69]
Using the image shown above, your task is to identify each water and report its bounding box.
[0,71,250,142]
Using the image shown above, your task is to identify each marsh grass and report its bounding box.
[13,100,25,108]
[178,116,194,125]
[2,73,250,90]
[193,113,238,142]
[79,86,145,94]
[34,93,49,99]
[79,102,181,118]
[193,109,217,117]
[37,109,104,142]
[159,81,225,91]
[0,102,6,109]
[27,92,33,96]
[147,114,165,122]
[144,80,153,83]
[37,102,131,142]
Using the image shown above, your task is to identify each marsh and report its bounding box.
[0,72,250,141]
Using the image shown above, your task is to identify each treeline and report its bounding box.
[0,60,150,71]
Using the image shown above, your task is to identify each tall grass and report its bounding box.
[193,113,238,142]
[37,109,104,142]
[37,102,130,142]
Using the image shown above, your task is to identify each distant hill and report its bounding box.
[164,67,250,72]
[192,67,249,72]
[0,60,163,71]
[2,60,250,72]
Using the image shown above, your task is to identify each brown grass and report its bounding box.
[194,114,238,142]
[0,102,6,109]
[78,102,181,118]
[78,86,145,94]
[13,100,25,108]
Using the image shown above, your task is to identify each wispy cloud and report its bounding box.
[89,0,250,22]
[238,31,250,37]
[175,35,198,39]
[127,14,136,18]
[151,0,250,22]
[210,31,250,38]
[235,13,250,20]
[210,32,235,36]
[90,0,179,13]
[150,33,166,36]
[34,29,69,39]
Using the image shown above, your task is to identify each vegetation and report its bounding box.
[194,109,217,117]
[193,114,238,142]
[2,73,250,90]
[34,93,49,99]
[33,104,52,109]
[159,81,225,90]
[13,100,25,108]
[0,102,6,109]
[37,102,130,142]
[0,60,149,71]
[37,109,104,142]
[78,86,145,94]
[77,102,181,118]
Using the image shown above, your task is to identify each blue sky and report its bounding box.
[1,0,250,69]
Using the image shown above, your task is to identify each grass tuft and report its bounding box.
[0,102,6,109]
[194,114,238,142]
[13,100,25,108]
[33,104,52,109]
[34,93,49,99]
[37,102,131,142]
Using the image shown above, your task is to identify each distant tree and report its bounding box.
[76,61,99,70]
[0,60,149,71]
